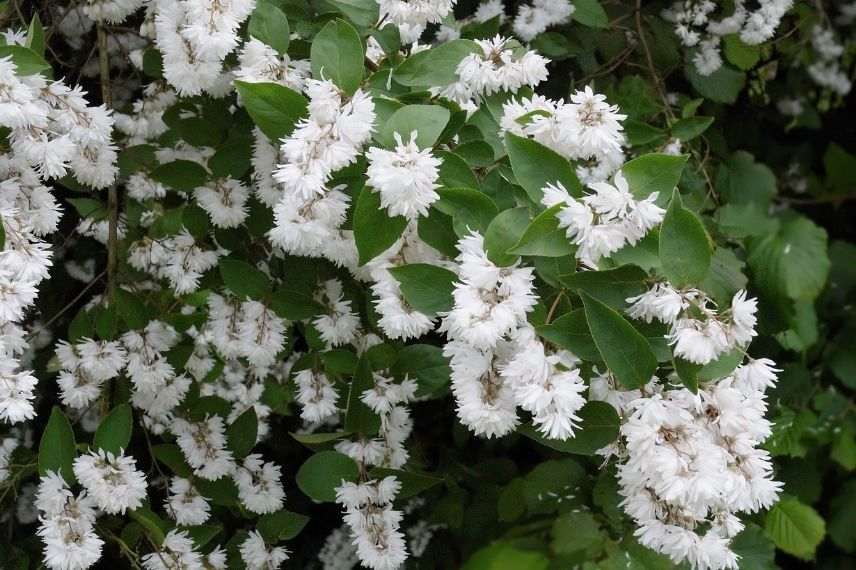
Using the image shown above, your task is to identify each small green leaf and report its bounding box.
[723,34,760,70]
[621,153,688,201]
[257,510,310,542]
[93,404,133,454]
[507,204,576,257]
[561,265,647,309]
[765,497,826,560]
[344,356,382,436]
[484,207,530,266]
[235,81,308,141]
[219,258,271,300]
[376,105,451,149]
[505,132,582,202]
[671,116,714,141]
[369,467,443,499]
[296,451,359,502]
[434,187,499,236]
[685,60,746,104]
[659,189,712,286]
[572,0,608,28]
[311,19,364,95]
[581,292,657,389]
[26,14,45,56]
[391,344,451,399]
[150,160,209,192]
[248,2,290,55]
[536,309,601,362]
[393,39,480,87]
[0,45,50,75]
[38,407,77,483]
[320,0,380,27]
[388,263,457,315]
[354,187,408,265]
[115,289,149,330]
[129,506,170,546]
[226,407,258,459]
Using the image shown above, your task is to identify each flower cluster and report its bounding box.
[513,0,575,41]
[627,284,759,365]
[542,171,665,267]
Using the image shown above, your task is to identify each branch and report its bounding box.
[97,22,119,306]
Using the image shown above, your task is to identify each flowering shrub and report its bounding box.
[0,0,853,569]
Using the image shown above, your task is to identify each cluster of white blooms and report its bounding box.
[366,132,443,220]
[314,279,361,348]
[501,87,627,184]
[378,0,457,44]
[435,0,506,42]
[114,83,177,144]
[235,453,286,514]
[194,177,251,228]
[627,284,759,365]
[153,0,255,96]
[207,293,287,372]
[434,36,549,113]
[513,0,575,42]
[81,0,145,23]
[365,224,447,340]
[269,79,375,267]
[335,477,408,570]
[173,415,236,480]
[55,337,126,409]
[165,476,211,525]
[440,232,537,437]
[318,525,360,569]
[615,359,783,569]
[128,231,221,294]
[663,0,793,75]
[73,449,148,514]
[0,56,118,187]
[35,472,103,570]
[542,171,665,267]
[142,529,228,569]
[294,367,340,423]
[240,530,290,569]
[807,25,853,96]
[236,38,311,91]
[500,332,587,440]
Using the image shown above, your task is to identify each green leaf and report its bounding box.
[290,431,351,446]
[311,19,364,95]
[731,524,777,570]
[437,150,478,189]
[296,451,359,502]
[552,511,602,555]
[562,265,647,309]
[484,207,530,266]
[114,288,149,330]
[621,153,688,202]
[418,208,458,257]
[519,402,620,455]
[376,105,451,149]
[505,132,581,202]
[434,187,498,235]
[625,119,667,147]
[388,263,457,315]
[257,510,310,542]
[715,151,777,206]
[659,189,712,286]
[764,497,826,560]
[0,45,50,75]
[248,2,290,55]
[150,160,209,192]
[38,407,77,483]
[671,116,714,141]
[152,444,192,477]
[536,309,601,362]
[723,34,760,70]
[93,404,133,454]
[462,543,549,570]
[226,407,258,459]
[219,258,271,300]
[581,292,657,389]
[701,247,748,305]
[716,202,779,239]
[391,344,451,398]
[270,284,323,320]
[235,81,308,141]
[748,215,830,301]
[344,356,381,435]
[26,13,45,56]
[129,506,170,546]
[319,0,379,27]
[354,187,408,265]
[393,39,480,87]
[507,204,575,257]
[572,0,608,28]
[685,59,746,104]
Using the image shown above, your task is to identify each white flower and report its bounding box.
[165,477,211,526]
[366,132,442,220]
[173,416,235,480]
[73,449,148,514]
[513,0,574,41]
[235,454,285,514]
[240,530,289,570]
[294,368,339,423]
[194,177,250,228]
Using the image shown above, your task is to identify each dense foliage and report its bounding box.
[0,0,853,569]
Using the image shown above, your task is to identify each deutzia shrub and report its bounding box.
[0,1,853,569]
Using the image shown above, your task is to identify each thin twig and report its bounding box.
[27,270,107,340]
[97,22,119,306]
[635,1,676,121]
